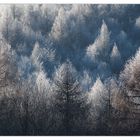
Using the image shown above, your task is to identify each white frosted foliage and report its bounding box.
[135,17,140,29]
[88,77,108,106]
[110,43,121,60]
[120,47,140,90]
[86,20,110,62]
[36,69,50,94]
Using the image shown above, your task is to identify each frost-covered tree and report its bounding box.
[86,20,110,63]
[135,17,140,29]
[120,48,140,112]
[119,48,140,133]
[52,60,87,135]
[36,70,50,94]
[0,6,13,43]
[50,7,67,41]
[0,35,11,91]
[87,77,110,134]
[0,7,23,47]
[120,47,140,96]
[32,69,57,135]
[0,35,22,135]
[104,77,134,134]
[21,71,51,135]
[110,43,122,73]
[31,41,55,76]
[31,41,42,69]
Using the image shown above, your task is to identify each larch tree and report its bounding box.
[86,20,110,63]
[50,7,67,41]
[87,77,110,134]
[0,6,23,48]
[119,47,140,133]
[52,60,88,135]
[0,6,13,43]
[31,41,55,76]
[110,43,122,74]
[120,47,140,95]
[120,47,140,110]
[31,41,42,68]
[33,69,55,135]
[0,35,11,92]
[0,35,21,135]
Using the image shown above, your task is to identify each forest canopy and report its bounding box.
[0,4,140,135]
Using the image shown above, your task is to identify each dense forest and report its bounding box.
[0,4,140,135]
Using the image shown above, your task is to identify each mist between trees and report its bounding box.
[0,4,140,135]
